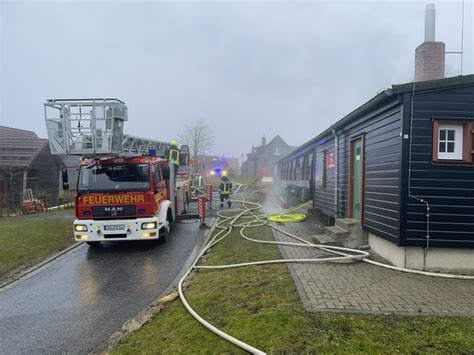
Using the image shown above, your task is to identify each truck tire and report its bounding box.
[159,210,173,243]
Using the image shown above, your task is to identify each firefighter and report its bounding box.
[219,171,233,207]
[165,140,181,177]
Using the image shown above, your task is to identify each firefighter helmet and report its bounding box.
[170,140,178,147]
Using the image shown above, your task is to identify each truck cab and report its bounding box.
[73,156,178,244]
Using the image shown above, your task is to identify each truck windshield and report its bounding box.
[78,163,150,193]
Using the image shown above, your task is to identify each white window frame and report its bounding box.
[273,145,281,156]
[438,124,463,160]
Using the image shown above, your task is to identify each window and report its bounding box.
[78,163,150,193]
[315,151,326,188]
[153,164,162,189]
[295,158,301,180]
[273,145,281,156]
[302,154,310,180]
[438,125,462,160]
[433,120,473,163]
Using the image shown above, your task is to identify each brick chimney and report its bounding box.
[415,4,445,82]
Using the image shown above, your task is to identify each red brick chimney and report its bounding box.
[414,4,445,82]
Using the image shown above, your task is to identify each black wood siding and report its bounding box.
[313,139,336,217]
[338,99,403,242]
[403,84,474,248]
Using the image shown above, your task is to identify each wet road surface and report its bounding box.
[0,220,204,354]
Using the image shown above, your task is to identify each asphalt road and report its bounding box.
[0,220,205,355]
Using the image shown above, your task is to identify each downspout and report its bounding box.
[407,81,431,270]
[332,129,339,219]
[408,195,430,270]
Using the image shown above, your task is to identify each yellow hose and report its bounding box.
[267,201,311,223]
[267,214,307,223]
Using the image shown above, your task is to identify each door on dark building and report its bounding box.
[350,138,363,220]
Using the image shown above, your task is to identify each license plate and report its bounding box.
[104,225,126,231]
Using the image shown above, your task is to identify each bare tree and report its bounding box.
[178,118,214,157]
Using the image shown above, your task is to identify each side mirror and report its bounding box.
[62,167,69,190]
[162,167,170,180]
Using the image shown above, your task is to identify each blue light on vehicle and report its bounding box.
[84,210,91,215]
[138,209,145,214]
[148,148,156,157]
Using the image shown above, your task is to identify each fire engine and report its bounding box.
[209,156,229,177]
[44,98,191,246]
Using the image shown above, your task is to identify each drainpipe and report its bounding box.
[407,82,431,271]
[332,129,339,219]
[409,195,431,271]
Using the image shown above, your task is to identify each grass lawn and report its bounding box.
[112,220,474,353]
[0,210,75,278]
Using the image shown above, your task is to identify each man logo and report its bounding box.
[104,206,123,216]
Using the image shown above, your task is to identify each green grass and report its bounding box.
[0,210,75,277]
[112,222,474,354]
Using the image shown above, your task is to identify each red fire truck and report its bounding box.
[44,98,191,246]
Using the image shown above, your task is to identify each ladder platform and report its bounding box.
[44,98,169,157]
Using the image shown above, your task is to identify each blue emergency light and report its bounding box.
[148,148,157,157]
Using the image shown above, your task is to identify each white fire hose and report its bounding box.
[178,183,474,354]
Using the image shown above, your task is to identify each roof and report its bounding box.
[0,138,49,168]
[246,134,292,158]
[0,125,39,140]
[391,74,474,94]
[266,135,289,147]
[278,74,474,163]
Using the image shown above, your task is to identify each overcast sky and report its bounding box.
[1,0,473,160]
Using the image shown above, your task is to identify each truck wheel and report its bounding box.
[159,210,172,243]
[86,242,101,247]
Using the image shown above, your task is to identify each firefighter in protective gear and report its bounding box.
[165,140,181,177]
[219,172,232,207]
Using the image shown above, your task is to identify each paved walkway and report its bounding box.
[272,220,474,316]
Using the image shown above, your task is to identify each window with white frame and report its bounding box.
[432,119,474,163]
[273,145,281,156]
[438,124,463,160]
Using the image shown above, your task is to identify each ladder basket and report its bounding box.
[44,98,128,156]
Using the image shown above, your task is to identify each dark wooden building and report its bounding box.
[0,126,62,210]
[277,75,474,269]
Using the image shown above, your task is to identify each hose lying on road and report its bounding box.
[178,183,474,354]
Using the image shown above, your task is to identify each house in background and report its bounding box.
[0,125,63,210]
[241,135,295,178]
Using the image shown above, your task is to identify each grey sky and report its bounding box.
[1,0,472,160]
